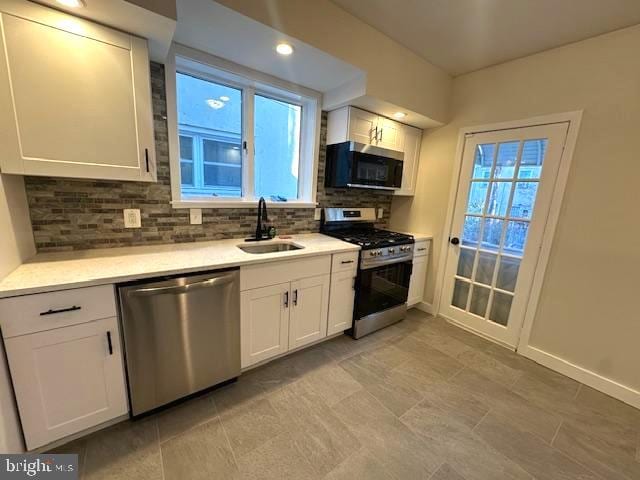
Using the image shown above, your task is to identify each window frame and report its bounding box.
[165,44,321,209]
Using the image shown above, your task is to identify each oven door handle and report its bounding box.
[359,256,413,270]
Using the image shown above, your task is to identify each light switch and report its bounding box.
[314,208,322,221]
[123,209,141,228]
[190,208,203,225]
[377,207,384,219]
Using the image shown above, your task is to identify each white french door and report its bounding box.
[440,122,569,347]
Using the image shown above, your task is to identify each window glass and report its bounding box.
[176,72,242,197]
[253,95,301,200]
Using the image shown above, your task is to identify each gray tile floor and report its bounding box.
[51,310,640,479]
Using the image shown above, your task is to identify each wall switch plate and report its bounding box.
[314,208,322,221]
[123,209,141,228]
[190,208,202,225]
[377,207,384,219]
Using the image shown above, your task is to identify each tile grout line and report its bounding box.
[471,409,492,433]
[573,383,583,400]
[212,398,242,474]
[549,419,563,446]
[426,462,445,480]
[155,420,166,480]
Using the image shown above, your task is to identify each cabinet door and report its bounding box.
[241,283,290,368]
[377,117,404,151]
[327,270,355,336]
[289,275,330,349]
[0,4,155,182]
[395,125,423,196]
[347,107,380,146]
[4,317,128,450]
[408,255,428,306]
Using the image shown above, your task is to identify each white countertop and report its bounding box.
[407,232,433,241]
[0,234,359,298]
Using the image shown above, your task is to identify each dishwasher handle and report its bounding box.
[129,273,236,297]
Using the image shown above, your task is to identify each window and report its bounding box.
[167,47,320,207]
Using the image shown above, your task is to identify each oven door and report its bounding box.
[354,260,412,319]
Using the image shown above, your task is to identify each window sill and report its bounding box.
[171,200,318,209]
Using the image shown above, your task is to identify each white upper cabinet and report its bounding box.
[327,106,404,151]
[394,124,422,196]
[0,1,156,182]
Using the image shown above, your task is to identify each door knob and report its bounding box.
[450,237,460,245]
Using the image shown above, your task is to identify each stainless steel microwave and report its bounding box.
[324,141,404,190]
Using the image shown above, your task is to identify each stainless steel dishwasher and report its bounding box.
[117,269,240,416]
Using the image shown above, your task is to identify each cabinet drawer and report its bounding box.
[414,240,430,257]
[240,255,331,291]
[331,252,359,274]
[0,285,117,338]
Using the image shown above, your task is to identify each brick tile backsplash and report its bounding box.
[24,63,393,252]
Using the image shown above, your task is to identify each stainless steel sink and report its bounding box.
[238,242,304,254]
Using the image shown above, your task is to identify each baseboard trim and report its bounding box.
[411,301,434,315]
[519,345,640,410]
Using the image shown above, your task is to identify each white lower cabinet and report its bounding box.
[4,316,128,450]
[327,270,356,335]
[289,275,330,349]
[408,240,431,307]
[240,282,290,367]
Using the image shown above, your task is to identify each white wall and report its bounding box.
[390,25,640,394]
[0,174,35,452]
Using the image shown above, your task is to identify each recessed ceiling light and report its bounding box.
[276,43,294,56]
[219,96,230,102]
[57,0,86,8]
[205,99,225,110]
[393,112,407,119]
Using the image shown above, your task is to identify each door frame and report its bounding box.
[433,111,583,351]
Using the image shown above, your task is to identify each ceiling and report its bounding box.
[330,0,640,75]
[173,0,364,94]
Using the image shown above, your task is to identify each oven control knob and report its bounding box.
[388,248,395,253]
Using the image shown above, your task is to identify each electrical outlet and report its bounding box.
[190,208,202,225]
[377,207,384,219]
[123,209,141,228]
[314,208,322,221]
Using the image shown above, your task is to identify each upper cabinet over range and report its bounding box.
[326,106,423,196]
[0,0,156,182]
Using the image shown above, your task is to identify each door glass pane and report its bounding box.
[473,144,495,179]
[490,292,514,326]
[462,216,481,246]
[254,95,302,199]
[176,72,242,198]
[452,280,470,309]
[494,142,519,178]
[469,285,490,317]
[456,248,475,278]
[481,218,504,252]
[486,182,512,217]
[510,182,538,219]
[496,256,520,292]
[504,221,529,255]
[467,182,489,214]
[519,139,547,179]
[475,252,497,285]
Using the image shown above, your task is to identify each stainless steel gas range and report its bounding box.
[321,207,414,339]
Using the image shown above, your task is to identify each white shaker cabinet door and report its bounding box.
[289,274,330,349]
[4,317,128,450]
[395,125,423,196]
[0,4,155,181]
[347,108,380,146]
[377,117,404,151]
[327,270,356,336]
[408,254,428,307]
[241,282,290,368]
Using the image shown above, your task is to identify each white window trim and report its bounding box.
[165,43,322,209]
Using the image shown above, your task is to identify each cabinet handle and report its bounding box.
[372,126,378,142]
[144,148,150,172]
[293,289,298,306]
[284,291,289,308]
[417,248,426,252]
[106,331,113,355]
[379,128,383,142]
[341,260,354,264]
[40,305,81,316]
